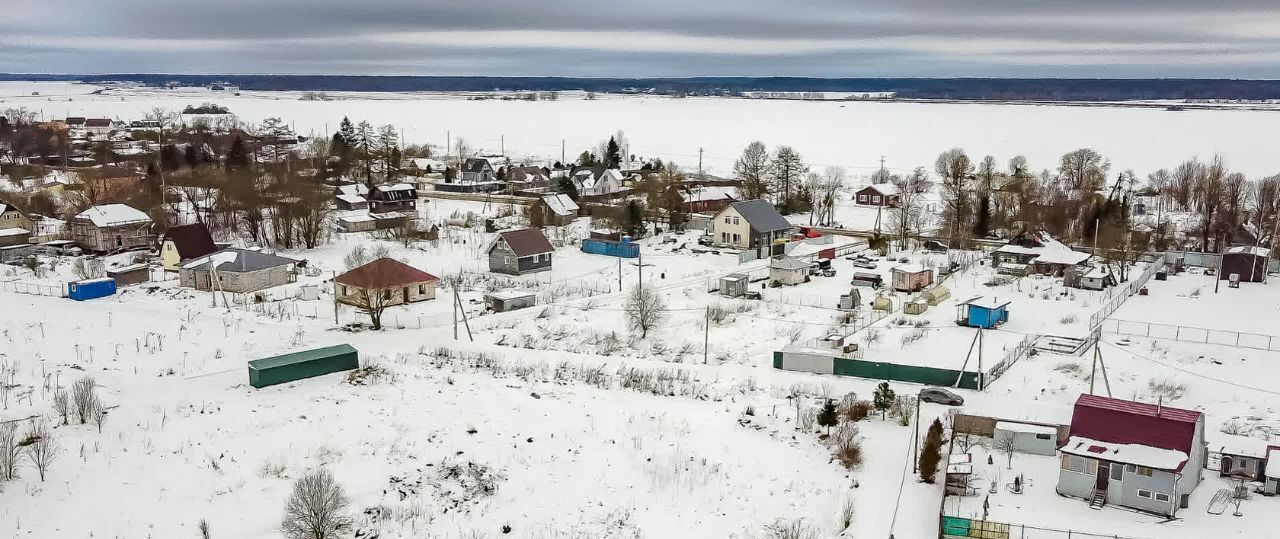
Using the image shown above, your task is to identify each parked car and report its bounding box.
[923,240,950,253]
[697,235,714,247]
[852,260,878,270]
[821,268,836,277]
[919,388,964,406]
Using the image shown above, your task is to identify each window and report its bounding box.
[1061,454,1095,474]
[1035,433,1052,440]
[339,285,347,296]
[724,217,731,224]
[873,196,881,203]
[732,233,740,243]
[1110,462,1123,481]
[418,284,426,294]
[858,194,867,202]
[1154,493,1171,502]
[1135,466,1153,477]
[1137,489,1152,499]
[732,217,739,225]
[721,232,729,242]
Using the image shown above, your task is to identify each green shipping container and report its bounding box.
[248,344,359,388]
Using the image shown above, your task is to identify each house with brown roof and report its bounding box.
[1056,394,1205,516]
[335,258,440,307]
[160,223,219,271]
[854,183,899,207]
[488,228,554,275]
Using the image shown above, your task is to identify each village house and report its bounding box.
[488,228,554,275]
[461,158,497,184]
[0,202,34,247]
[69,204,154,252]
[569,166,624,196]
[992,230,1091,276]
[854,183,900,207]
[83,118,114,136]
[333,184,370,211]
[506,166,552,188]
[711,199,793,249]
[401,157,446,176]
[160,223,219,271]
[1056,394,1205,517]
[335,258,440,307]
[367,183,417,214]
[537,194,579,226]
[674,184,738,214]
[179,248,298,294]
[1212,433,1280,485]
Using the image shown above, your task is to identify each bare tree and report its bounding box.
[995,431,1018,469]
[52,389,69,425]
[734,141,771,201]
[0,422,19,480]
[936,148,974,245]
[92,399,107,433]
[199,519,212,539]
[24,420,57,481]
[72,375,98,424]
[624,285,667,338]
[891,167,931,249]
[1193,155,1227,252]
[810,167,845,226]
[1057,148,1110,193]
[281,468,352,539]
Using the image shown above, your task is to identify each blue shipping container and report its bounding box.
[581,238,640,258]
[67,278,117,301]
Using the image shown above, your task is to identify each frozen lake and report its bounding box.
[4,81,1279,178]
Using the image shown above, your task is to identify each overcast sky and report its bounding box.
[3,0,1280,77]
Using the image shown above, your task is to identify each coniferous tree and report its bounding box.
[817,399,839,435]
[605,136,622,168]
[226,136,250,170]
[873,382,895,421]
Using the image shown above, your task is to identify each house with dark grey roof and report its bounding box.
[711,199,793,249]
[487,228,554,275]
[461,158,497,184]
[179,247,298,293]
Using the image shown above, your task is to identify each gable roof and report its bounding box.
[682,185,738,203]
[182,247,297,273]
[541,194,579,217]
[463,158,492,173]
[1067,394,1201,470]
[508,166,550,183]
[0,202,28,218]
[996,230,1090,266]
[163,223,218,260]
[858,183,900,196]
[335,258,438,289]
[494,228,554,257]
[74,204,152,227]
[770,257,808,270]
[726,199,791,233]
[1227,245,1272,258]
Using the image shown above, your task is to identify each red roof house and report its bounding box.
[1056,394,1205,516]
[335,258,440,306]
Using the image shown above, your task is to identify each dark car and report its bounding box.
[919,388,964,406]
[923,240,950,253]
[697,235,714,247]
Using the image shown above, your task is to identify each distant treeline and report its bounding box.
[7,74,1280,101]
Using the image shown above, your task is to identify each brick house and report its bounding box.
[335,258,440,307]
[179,248,298,293]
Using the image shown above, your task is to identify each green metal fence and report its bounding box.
[832,357,981,390]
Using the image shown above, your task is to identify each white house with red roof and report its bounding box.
[1056,394,1205,516]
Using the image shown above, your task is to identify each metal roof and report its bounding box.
[729,199,792,233]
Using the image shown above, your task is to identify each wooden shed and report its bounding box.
[891,264,934,292]
[248,344,359,388]
[484,290,537,312]
[1220,246,1270,283]
[106,263,150,286]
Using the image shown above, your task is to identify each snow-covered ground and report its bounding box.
[5,81,1280,177]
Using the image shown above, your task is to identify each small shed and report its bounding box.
[1221,246,1270,283]
[945,453,974,496]
[837,288,862,310]
[872,295,894,312]
[484,290,537,312]
[106,263,150,286]
[996,262,1030,277]
[993,421,1059,456]
[891,264,933,292]
[904,297,930,315]
[720,273,749,297]
[957,297,1009,329]
[248,344,359,388]
[1265,449,1280,495]
[1077,265,1118,291]
[68,277,116,301]
[1214,434,1276,482]
[769,257,808,286]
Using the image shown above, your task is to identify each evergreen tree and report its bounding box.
[817,399,839,435]
[918,436,941,483]
[558,177,579,199]
[184,144,200,169]
[577,150,598,167]
[770,146,808,209]
[605,136,622,168]
[872,382,895,421]
[624,199,645,237]
[337,117,356,146]
[226,136,250,170]
[973,194,991,238]
[160,143,182,171]
[353,121,375,183]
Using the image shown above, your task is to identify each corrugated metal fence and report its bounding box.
[581,238,640,258]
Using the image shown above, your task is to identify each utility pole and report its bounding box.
[977,328,985,391]
[618,257,623,292]
[698,147,704,181]
[1093,218,1100,258]
[452,280,458,340]
[561,138,565,164]
[878,156,886,183]
[332,271,339,325]
[703,305,710,364]
[637,250,643,290]
[500,135,505,157]
[454,283,473,341]
[912,391,922,472]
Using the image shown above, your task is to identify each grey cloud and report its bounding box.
[2,0,1280,76]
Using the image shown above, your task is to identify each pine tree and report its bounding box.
[226,136,250,170]
[624,200,645,238]
[353,121,375,183]
[918,436,941,483]
[817,399,839,435]
[337,117,356,145]
[873,382,895,421]
[605,136,622,168]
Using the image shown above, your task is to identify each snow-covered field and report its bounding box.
[5,81,1280,177]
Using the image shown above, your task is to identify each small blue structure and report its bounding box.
[581,238,640,258]
[67,277,117,301]
[956,297,1010,329]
